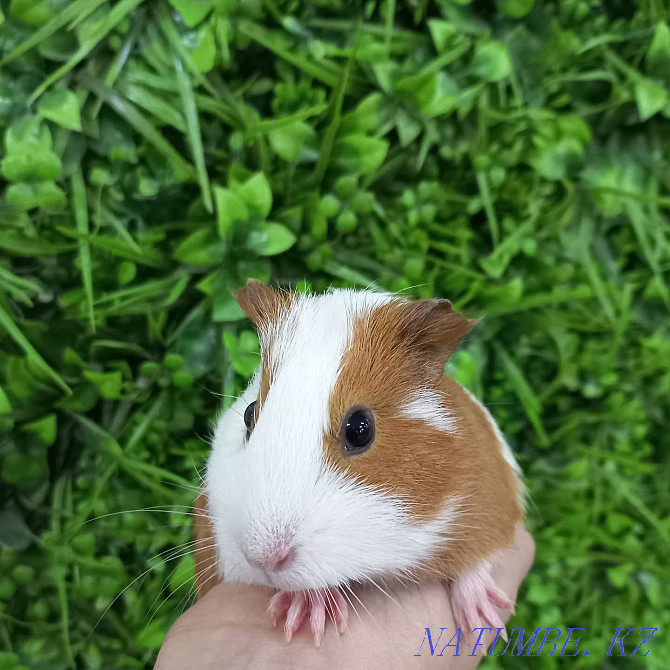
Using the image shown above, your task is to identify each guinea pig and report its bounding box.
[197,279,524,647]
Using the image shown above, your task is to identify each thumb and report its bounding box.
[491,523,535,623]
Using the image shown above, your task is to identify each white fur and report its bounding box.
[402,387,457,433]
[460,386,525,505]
[206,289,462,591]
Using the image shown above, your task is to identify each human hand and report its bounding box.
[154,524,534,670]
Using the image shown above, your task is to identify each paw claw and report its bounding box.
[328,587,349,635]
[450,561,513,645]
[268,591,291,629]
[284,592,308,643]
[270,587,349,646]
[309,593,326,649]
[486,586,514,611]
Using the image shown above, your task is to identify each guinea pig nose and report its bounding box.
[244,545,296,572]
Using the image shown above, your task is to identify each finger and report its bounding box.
[490,523,535,621]
[448,525,534,668]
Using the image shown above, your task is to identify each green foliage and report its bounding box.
[1,0,669,668]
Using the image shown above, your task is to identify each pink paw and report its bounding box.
[450,561,514,642]
[268,587,349,647]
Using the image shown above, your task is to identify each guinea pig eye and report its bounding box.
[342,408,375,456]
[244,401,257,436]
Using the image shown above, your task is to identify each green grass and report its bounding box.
[1,0,669,668]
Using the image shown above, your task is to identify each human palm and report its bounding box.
[155,525,533,669]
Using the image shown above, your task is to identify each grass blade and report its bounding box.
[315,26,359,182]
[173,55,212,212]
[578,218,617,326]
[56,227,164,267]
[28,0,146,103]
[494,344,549,447]
[476,170,500,247]
[0,266,41,306]
[119,82,187,132]
[237,20,343,88]
[97,206,142,253]
[82,80,194,181]
[154,2,219,99]
[0,0,108,65]
[0,304,71,394]
[384,0,395,51]
[71,170,95,332]
[90,16,144,119]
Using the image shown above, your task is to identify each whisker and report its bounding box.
[157,480,202,495]
[187,445,206,486]
[346,583,383,631]
[90,536,218,637]
[57,504,207,541]
[184,561,220,610]
[192,428,215,446]
[197,383,240,403]
[367,578,402,609]
[86,507,209,525]
[341,583,365,627]
[140,541,218,626]
[148,548,217,625]
[338,585,361,628]
[156,537,216,565]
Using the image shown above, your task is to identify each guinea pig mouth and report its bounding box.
[263,569,324,592]
[264,571,302,590]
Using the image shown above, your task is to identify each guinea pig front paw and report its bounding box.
[268,587,349,648]
[449,561,514,644]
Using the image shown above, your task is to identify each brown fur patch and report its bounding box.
[424,376,522,576]
[325,299,522,578]
[193,494,220,599]
[258,365,272,409]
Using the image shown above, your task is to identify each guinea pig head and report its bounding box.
[205,281,477,592]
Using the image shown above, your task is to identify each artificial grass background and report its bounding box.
[1,0,669,668]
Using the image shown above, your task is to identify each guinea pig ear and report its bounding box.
[396,298,478,374]
[233,279,293,330]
